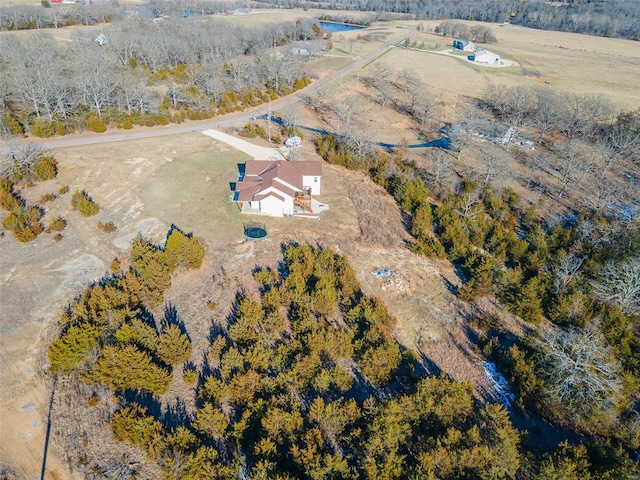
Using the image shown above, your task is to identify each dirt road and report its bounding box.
[4,28,412,153]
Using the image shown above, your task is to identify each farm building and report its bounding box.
[232,160,322,217]
[453,38,475,51]
[468,49,501,64]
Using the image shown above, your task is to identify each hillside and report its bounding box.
[0,10,639,480]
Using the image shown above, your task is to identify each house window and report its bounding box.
[314,177,318,182]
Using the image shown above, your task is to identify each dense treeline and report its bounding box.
[50,240,531,479]
[0,15,318,138]
[289,0,640,40]
[49,239,639,478]
[0,0,243,31]
[3,0,639,40]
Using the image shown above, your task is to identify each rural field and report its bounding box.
[1,7,639,479]
[372,19,640,108]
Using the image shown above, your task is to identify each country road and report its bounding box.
[2,27,412,153]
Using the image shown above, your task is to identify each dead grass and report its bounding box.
[215,8,373,27]
[0,130,411,478]
[346,171,408,246]
[387,20,640,108]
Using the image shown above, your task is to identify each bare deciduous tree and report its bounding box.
[539,323,623,416]
[224,59,252,94]
[590,255,640,315]
[326,95,363,135]
[476,147,506,187]
[117,70,159,115]
[422,149,455,195]
[551,141,592,199]
[345,121,375,162]
[71,44,119,118]
[531,87,562,143]
[455,188,483,218]
[558,93,613,140]
[0,142,46,179]
[547,251,585,294]
[484,84,536,150]
[256,50,298,93]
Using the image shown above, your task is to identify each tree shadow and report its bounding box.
[40,375,58,480]
[208,318,227,345]
[160,397,192,430]
[162,303,188,338]
[440,274,459,296]
[122,390,164,420]
[412,348,442,378]
[343,366,378,404]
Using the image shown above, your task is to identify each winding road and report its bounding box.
[4,28,413,152]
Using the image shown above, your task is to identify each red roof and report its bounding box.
[235,160,321,202]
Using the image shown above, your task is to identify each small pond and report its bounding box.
[318,21,366,33]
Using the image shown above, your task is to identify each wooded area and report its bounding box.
[311,73,640,476]
[272,0,640,40]
[45,237,637,478]
[2,0,639,41]
[0,15,317,138]
[2,1,638,477]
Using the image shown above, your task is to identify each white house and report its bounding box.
[469,49,501,64]
[232,160,322,217]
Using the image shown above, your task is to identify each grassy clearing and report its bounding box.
[140,148,250,242]
[214,8,372,27]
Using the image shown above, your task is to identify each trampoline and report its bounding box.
[244,224,268,240]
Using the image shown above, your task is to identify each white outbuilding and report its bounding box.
[469,49,501,64]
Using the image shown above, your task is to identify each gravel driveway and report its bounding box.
[202,129,287,160]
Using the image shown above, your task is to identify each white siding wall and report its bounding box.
[259,195,294,216]
[302,175,321,195]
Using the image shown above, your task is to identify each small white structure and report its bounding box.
[284,136,301,148]
[469,49,501,64]
[233,160,322,217]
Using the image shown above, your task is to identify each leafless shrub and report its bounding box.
[39,192,57,203]
[97,221,117,233]
[48,375,161,479]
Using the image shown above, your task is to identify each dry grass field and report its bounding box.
[377,19,640,108]
[214,7,372,27]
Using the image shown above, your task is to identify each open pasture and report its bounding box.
[377,19,640,108]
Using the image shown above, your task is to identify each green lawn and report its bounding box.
[140,148,251,243]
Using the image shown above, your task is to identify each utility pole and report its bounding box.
[267,97,271,144]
